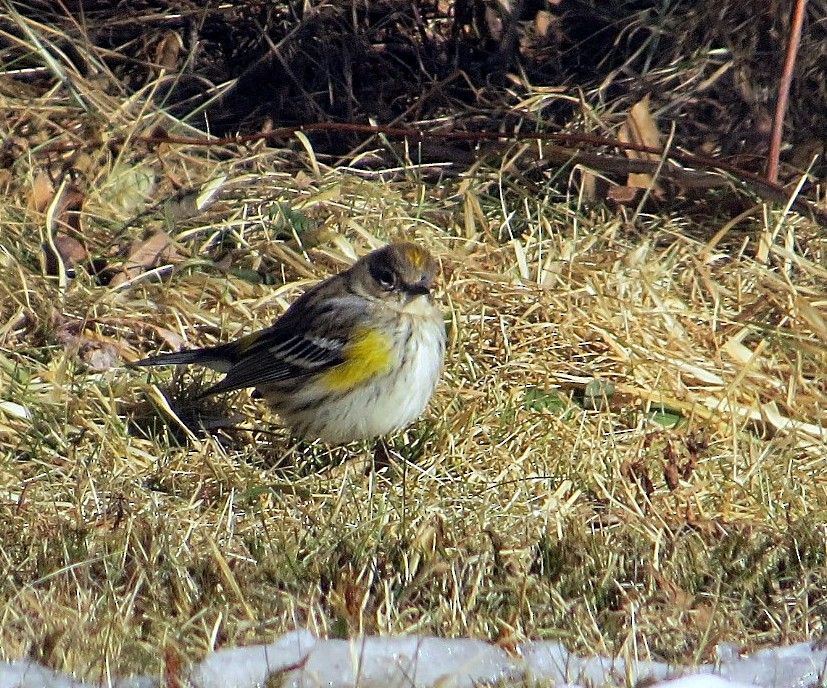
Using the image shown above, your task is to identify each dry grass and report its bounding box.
[2,6,827,684]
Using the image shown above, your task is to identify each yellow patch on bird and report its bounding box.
[321,327,394,391]
[399,243,428,269]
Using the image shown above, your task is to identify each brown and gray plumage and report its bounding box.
[133,242,446,443]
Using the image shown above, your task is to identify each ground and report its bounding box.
[1,1,826,682]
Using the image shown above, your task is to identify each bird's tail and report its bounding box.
[131,344,234,373]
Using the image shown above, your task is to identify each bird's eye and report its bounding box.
[375,268,396,290]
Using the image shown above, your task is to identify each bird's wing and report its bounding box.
[203,293,368,395]
[203,327,346,395]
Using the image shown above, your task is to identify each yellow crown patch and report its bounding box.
[397,243,429,269]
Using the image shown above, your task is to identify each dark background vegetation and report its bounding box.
[9,0,826,166]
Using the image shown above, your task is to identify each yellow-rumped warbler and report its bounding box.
[133,242,445,443]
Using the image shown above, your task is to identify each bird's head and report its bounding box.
[351,242,439,310]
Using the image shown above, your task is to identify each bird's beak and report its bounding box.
[405,282,431,298]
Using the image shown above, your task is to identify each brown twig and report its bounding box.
[30,119,825,222]
[767,0,807,183]
[137,122,825,222]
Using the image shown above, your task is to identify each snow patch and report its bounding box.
[3,632,827,688]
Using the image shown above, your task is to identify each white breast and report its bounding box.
[291,307,445,443]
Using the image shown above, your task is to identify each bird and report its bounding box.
[132,242,446,444]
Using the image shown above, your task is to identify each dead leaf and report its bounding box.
[620,459,654,500]
[54,233,87,263]
[627,95,661,149]
[29,171,54,212]
[618,95,663,191]
[154,30,182,71]
[535,10,553,37]
[79,340,120,371]
[578,168,599,204]
[51,310,122,371]
[606,184,641,205]
[109,230,184,287]
[664,461,680,491]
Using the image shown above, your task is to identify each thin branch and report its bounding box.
[767,0,807,183]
